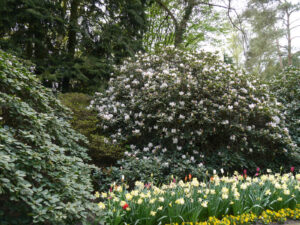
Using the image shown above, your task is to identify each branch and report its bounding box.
[290,18,300,25]
[196,1,233,10]
[290,24,300,30]
[291,35,300,40]
[225,0,249,56]
[155,0,178,28]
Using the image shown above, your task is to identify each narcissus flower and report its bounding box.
[98,202,105,210]
[175,198,184,205]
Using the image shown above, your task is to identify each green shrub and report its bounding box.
[91,47,297,174]
[95,157,207,192]
[0,50,98,225]
[270,66,300,150]
[58,92,124,167]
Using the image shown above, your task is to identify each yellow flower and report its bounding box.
[120,201,127,207]
[125,193,133,201]
[221,187,229,194]
[95,191,100,198]
[101,192,107,198]
[175,198,185,205]
[265,189,271,196]
[222,193,228,199]
[277,197,283,201]
[98,202,105,210]
[201,201,208,208]
[284,189,290,195]
[149,198,156,204]
[137,198,143,204]
[158,206,163,211]
[150,211,156,216]
[191,178,199,187]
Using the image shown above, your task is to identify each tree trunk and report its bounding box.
[286,11,292,66]
[68,0,80,57]
[174,0,196,47]
[276,39,283,69]
[64,0,80,92]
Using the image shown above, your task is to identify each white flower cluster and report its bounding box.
[91,47,295,168]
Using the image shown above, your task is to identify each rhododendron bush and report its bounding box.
[270,66,300,151]
[91,47,297,172]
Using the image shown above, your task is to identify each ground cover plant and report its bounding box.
[0,50,98,224]
[91,46,297,181]
[96,171,300,224]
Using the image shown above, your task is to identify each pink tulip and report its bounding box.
[255,173,259,176]
[256,167,260,172]
[243,169,247,175]
[291,167,295,173]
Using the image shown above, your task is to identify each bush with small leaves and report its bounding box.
[91,47,297,174]
[0,50,98,225]
[58,93,125,167]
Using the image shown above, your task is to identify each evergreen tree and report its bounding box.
[0,0,152,92]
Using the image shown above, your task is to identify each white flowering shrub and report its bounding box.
[91,47,297,173]
[270,66,300,151]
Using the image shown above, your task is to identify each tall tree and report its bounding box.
[143,0,228,50]
[243,0,300,77]
[0,0,152,92]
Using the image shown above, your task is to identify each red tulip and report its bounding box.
[291,167,295,173]
[122,203,129,210]
[243,169,247,175]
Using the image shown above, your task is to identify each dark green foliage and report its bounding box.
[0,50,98,224]
[0,0,152,93]
[58,93,124,167]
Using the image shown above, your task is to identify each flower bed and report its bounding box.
[165,206,300,225]
[96,172,300,224]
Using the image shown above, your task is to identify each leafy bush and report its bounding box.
[95,157,206,192]
[0,50,98,224]
[58,93,124,167]
[91,47,297,173]
[270,66,300,150]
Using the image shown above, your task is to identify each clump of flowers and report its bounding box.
[96,172,300,224]
[165,206,300,225]
[91,47,296,172]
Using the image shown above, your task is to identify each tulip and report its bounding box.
[291,167,295,173]
[122,203,129,210]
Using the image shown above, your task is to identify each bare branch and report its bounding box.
[155,0,178,28]
[291,36,300,40]
[224,0,249,57]
[290,24,300,30]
